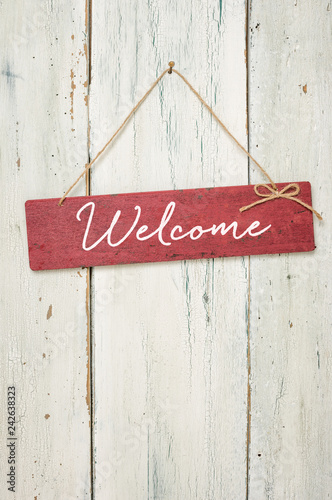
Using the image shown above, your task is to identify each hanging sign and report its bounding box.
[25,182,315,271]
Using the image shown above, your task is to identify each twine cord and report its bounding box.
[58,62,322,220]
[59,67,170,206]
[171,68,277,190]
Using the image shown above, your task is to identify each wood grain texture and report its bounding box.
[248,1,332,498]
[0,0,91,498]
[89,0,249,498]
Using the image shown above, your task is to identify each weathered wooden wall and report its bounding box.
[0,0,92,498]
[248,2,332,498]
[0,0,331,499]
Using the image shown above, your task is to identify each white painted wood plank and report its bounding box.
[0,1,91,498]
[90,1,249,498]
[248,2,332,498]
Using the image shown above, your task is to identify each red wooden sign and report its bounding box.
[25,182,315,271]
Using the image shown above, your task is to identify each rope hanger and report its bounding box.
[58,62,322,221]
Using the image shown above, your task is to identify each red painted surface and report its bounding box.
[25,182,315,271]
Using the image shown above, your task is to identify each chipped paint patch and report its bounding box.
[47,304,52,319]
[70,69,76,120]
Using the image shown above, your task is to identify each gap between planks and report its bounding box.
[84,0,94,497]
[246,3,252,497]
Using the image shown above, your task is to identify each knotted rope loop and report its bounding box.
[240,183,322,220]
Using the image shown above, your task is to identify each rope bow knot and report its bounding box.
[240,183,322,220]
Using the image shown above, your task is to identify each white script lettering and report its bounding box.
[76,201,271,251]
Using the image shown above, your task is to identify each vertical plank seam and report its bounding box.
[246,257,251,500]
[246,1,252,498]
[84,0,93,497]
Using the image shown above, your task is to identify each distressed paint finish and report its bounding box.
[0,0,91,498]
[89,0,249,498]
[248,1,332,498]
